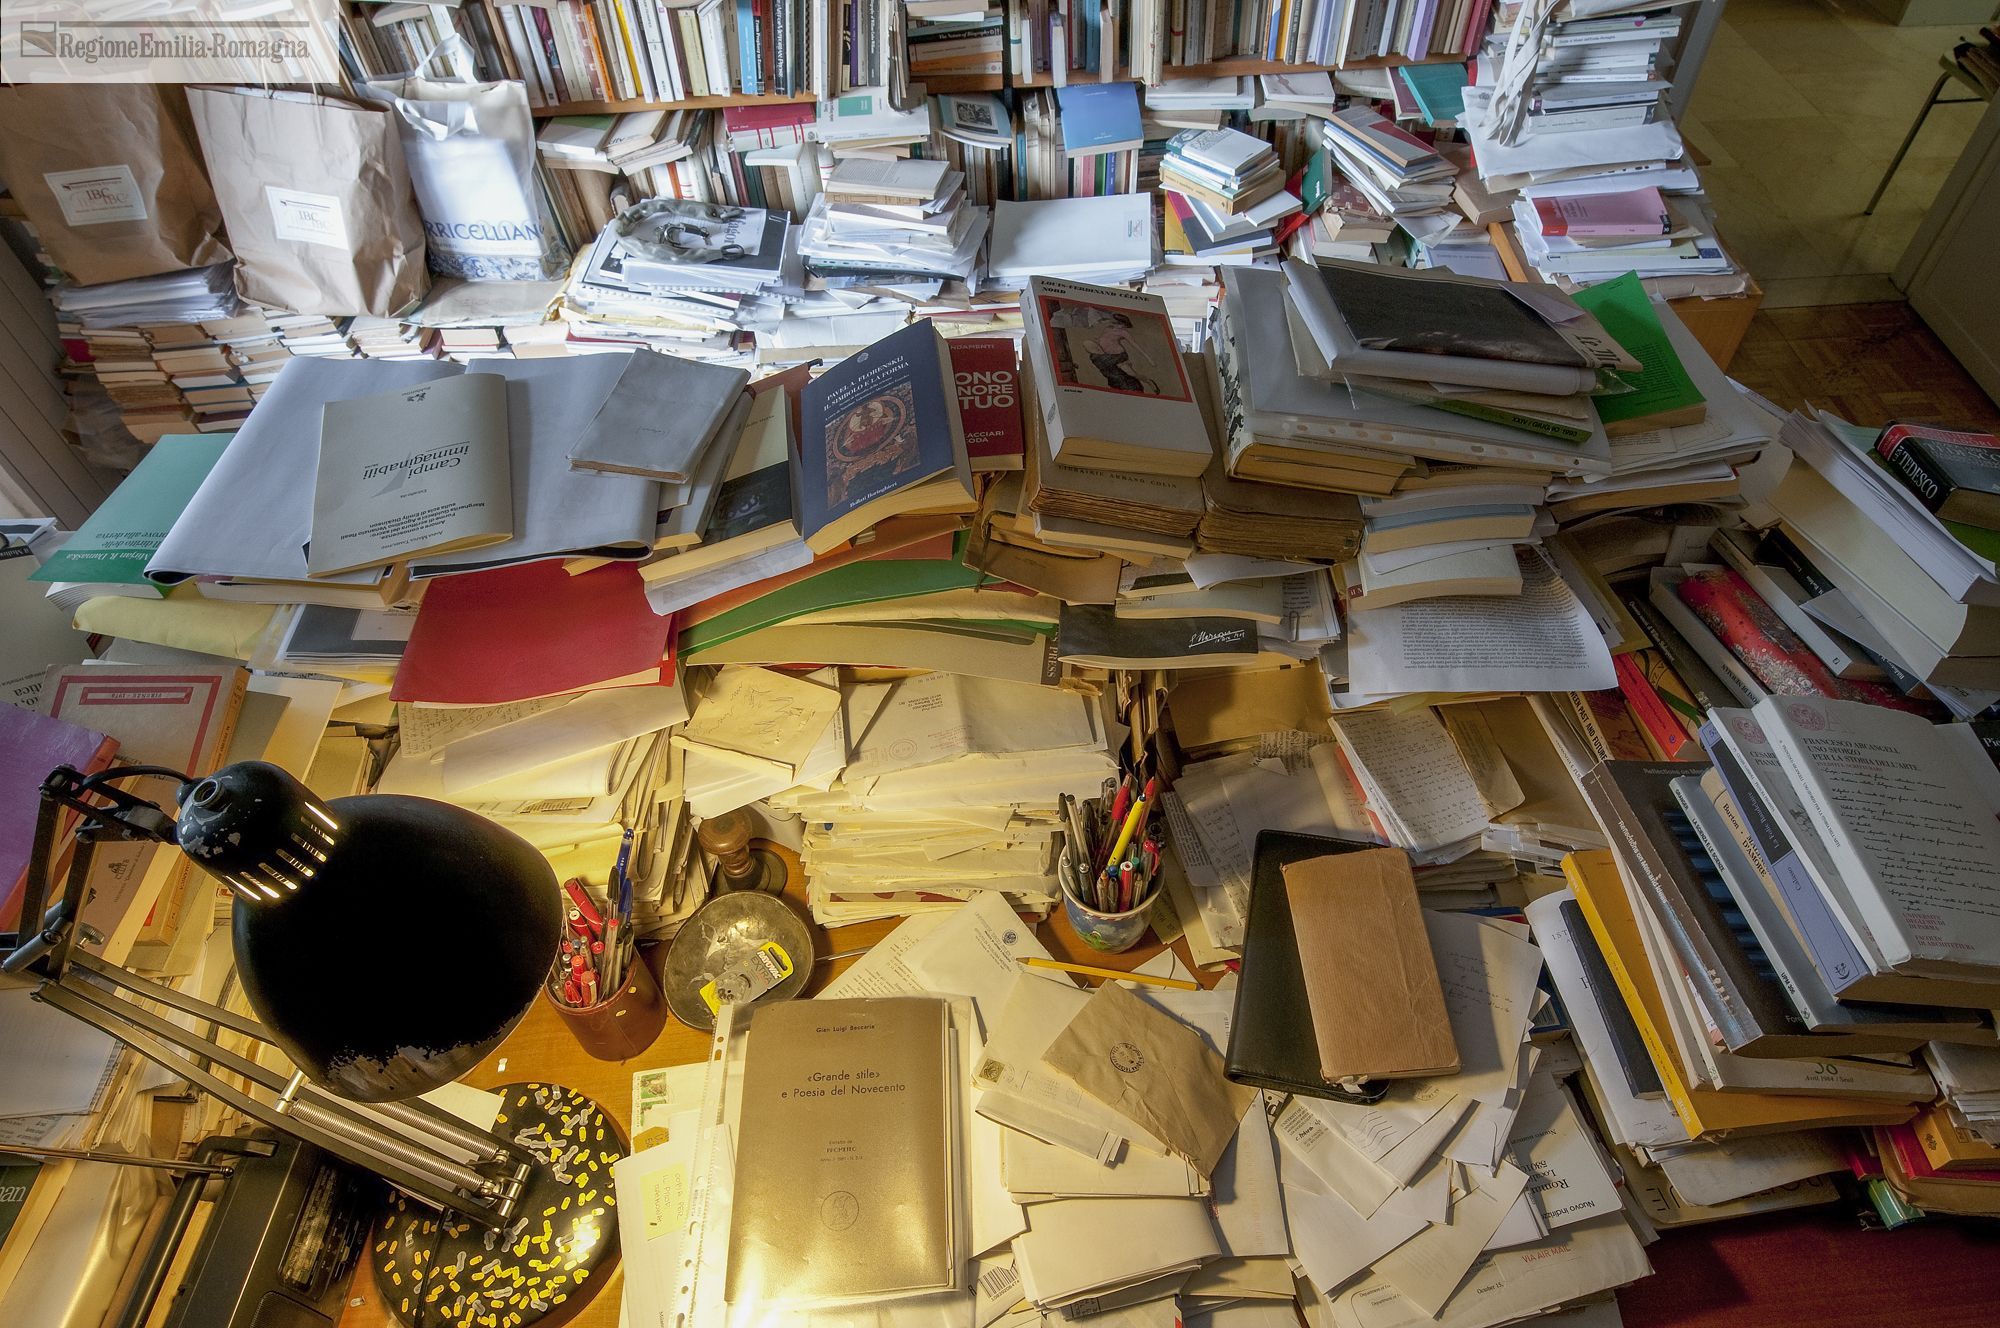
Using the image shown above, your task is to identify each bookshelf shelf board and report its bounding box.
[532,91,818,117]
[918,51,1467,93]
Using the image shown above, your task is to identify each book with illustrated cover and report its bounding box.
[796,321,974,555]
[1022,276,1210,478]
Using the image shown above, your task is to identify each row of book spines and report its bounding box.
[357,0,832,111]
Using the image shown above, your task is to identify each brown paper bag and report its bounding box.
[0,85,231,287]
[186,88,429,318]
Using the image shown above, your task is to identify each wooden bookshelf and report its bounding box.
[533,51,1472,111]
[533,90,818,117]
[917,51,1467,93]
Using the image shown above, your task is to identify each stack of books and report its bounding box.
[1318,105,1459,233]
[797,156,990,288]
[558,201,795,367]
[905,0,1006,77]
[1463,5,1742,295]
[772,673,1116,925]
[1158,127,1286,215]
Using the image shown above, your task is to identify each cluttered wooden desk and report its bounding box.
[335,883,1204,1328]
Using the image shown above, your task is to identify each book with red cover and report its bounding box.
[1612,652,1698,760]
[1,704,119,930]
[948,338,1025,474]
[393,561,675,706]
[1674,568,1934,716]
[1531,188,1670,238]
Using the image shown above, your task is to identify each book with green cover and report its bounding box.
[1571,273,1705,430]
[679,534,1001,655]
[31,434,232,594]
[1397,63,1469,126]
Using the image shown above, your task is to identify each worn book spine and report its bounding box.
[1565,689,1650,762]
[1580,762,1808,1056]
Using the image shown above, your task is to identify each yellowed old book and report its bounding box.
[1560,850,1917,1140]
[726,998,959,1307]
[1914,1102,2000,1173]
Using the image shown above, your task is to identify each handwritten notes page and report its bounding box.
[1332,709,1491,856]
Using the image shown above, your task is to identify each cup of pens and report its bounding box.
[546,871,667,1061]
[1058,776,1163,954]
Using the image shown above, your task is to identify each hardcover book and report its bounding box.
[1874,422,2000,529]
[796,321,975,555]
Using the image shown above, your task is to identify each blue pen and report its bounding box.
[606,827,635,991]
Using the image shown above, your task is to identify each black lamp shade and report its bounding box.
[176,762,562,1103]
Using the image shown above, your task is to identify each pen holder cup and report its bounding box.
[1058,847,1158,954]
[546,950,669,1061]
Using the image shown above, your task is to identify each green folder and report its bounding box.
[31,433,232,593]
[1572,273,1705,428]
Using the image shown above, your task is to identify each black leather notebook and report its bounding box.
[1224,829,1388,1105]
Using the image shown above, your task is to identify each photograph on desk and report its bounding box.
[9,5,2000,1325]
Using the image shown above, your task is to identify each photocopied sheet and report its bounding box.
[1344,548,1617,697]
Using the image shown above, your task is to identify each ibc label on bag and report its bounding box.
[43,165,147,226]
[265,186,349,250]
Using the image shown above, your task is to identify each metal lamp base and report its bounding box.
[371,1084,625,1328]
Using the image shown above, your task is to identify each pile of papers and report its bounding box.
[1320,105,1461,240]
[1463,5,1745,298]
[772,672,1117,925]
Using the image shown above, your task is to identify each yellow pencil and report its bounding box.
[1019,956,1201,991]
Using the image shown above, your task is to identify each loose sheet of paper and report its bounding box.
[671,665,840,779]
[1345,548,1616,697]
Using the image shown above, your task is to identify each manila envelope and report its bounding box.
[1042,981,1257,1179]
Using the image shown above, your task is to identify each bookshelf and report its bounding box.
[527,54,1469,115]
[535,91,818,117]
[918,52,1465,93]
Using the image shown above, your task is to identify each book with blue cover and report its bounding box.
[795,321,974,554]
[1055,82,1144,157]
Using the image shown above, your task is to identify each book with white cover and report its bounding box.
[309,374,512,578]
[986,196,1152,281]
[1754,694,2000,978]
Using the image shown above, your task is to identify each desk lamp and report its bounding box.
[2,760,623,1328]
